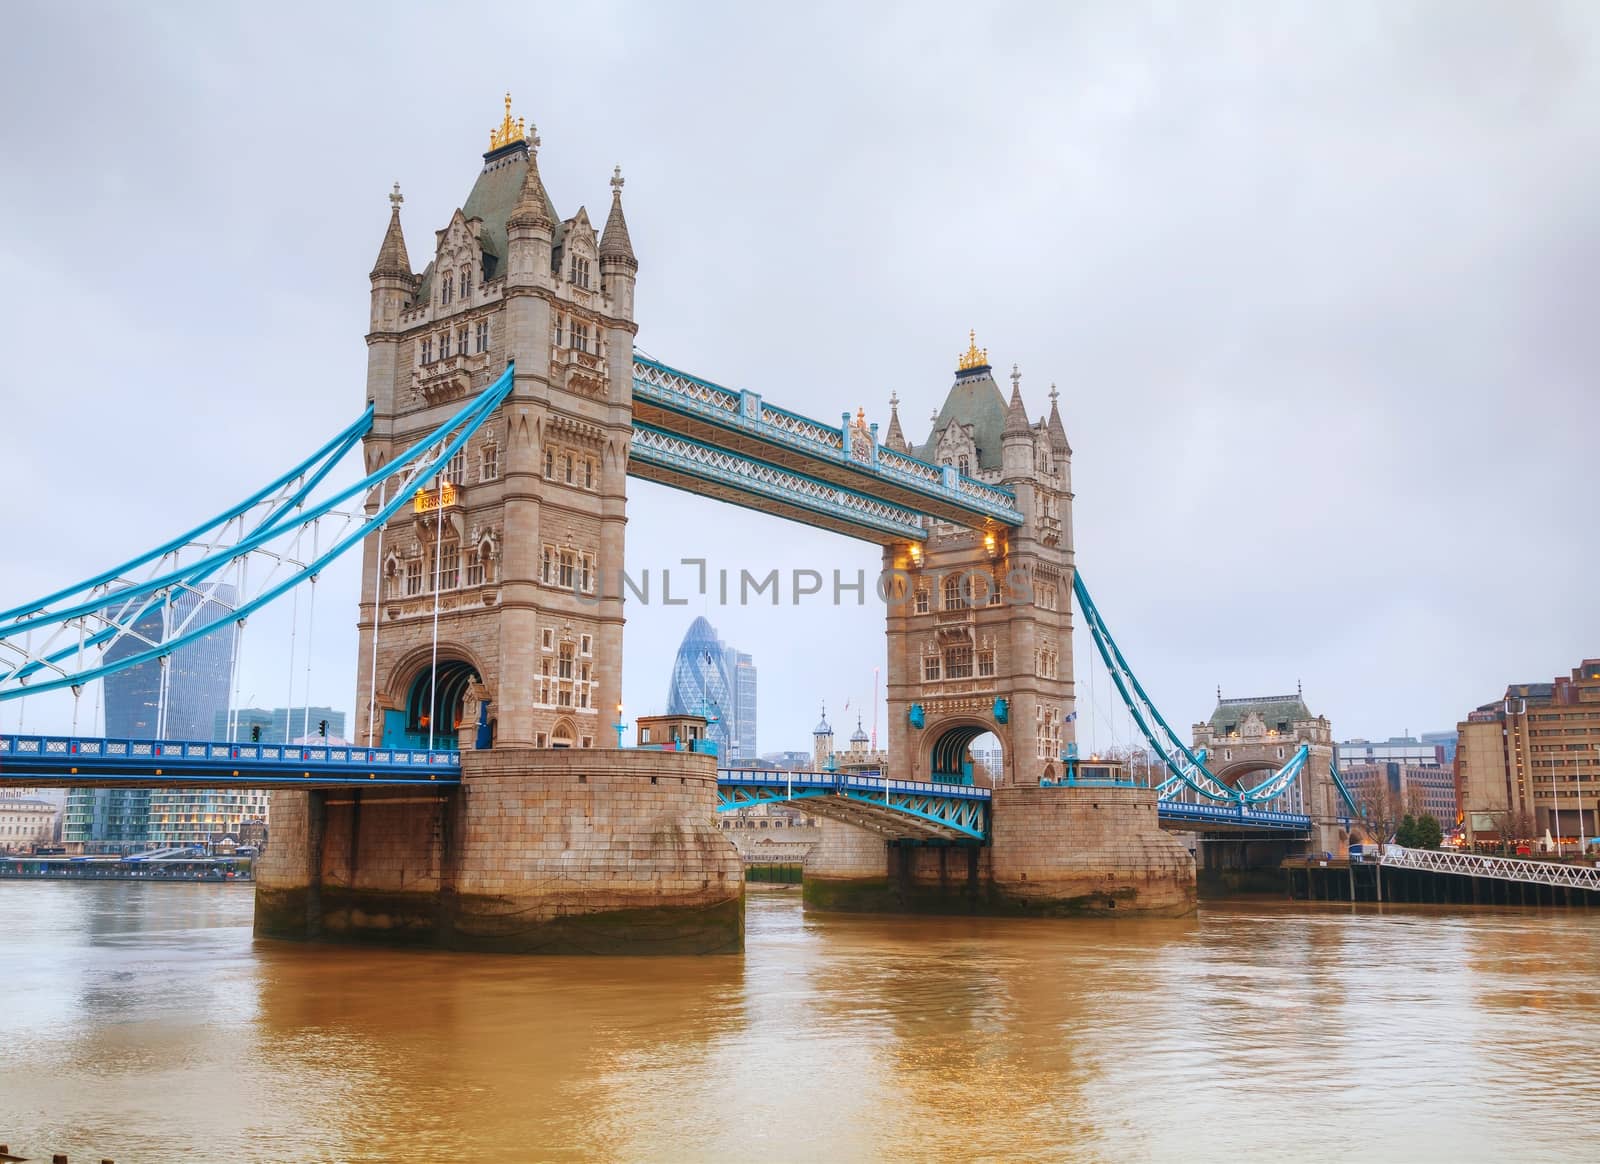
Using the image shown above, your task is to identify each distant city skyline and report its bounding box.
[2,3,1596,759]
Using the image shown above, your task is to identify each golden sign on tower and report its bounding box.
[489,92,529,151]
[957,329,989,372]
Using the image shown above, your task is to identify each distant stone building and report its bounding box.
[809,706,889,775]
[1458,658,1600,848]
[1193,690,1334,815]
[0,798,58,852]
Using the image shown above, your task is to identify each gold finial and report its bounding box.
[490,92,533,152]
[957,329,988,372]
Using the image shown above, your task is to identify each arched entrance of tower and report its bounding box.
[927,721,1005,787]
[382,655,484,750]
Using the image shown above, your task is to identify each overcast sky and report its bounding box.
[2,1,1597,755]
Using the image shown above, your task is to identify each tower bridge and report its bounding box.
[0,98,1358,952]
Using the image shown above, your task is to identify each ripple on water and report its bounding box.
[1,888,1598,1161]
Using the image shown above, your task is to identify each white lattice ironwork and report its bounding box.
[632,360,741,412]
[632,356,1024,527]
[717,769,989,842]
[758,404,845,451]
[630,425,928,540]
[876,446,941,484]
[1378,845,1600,891]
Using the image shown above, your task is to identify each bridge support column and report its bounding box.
[1196,836,1298,897]
[255,749,743,954]
[800,786,1195,917]
[987,785,1195,916]
[801,818,893,912]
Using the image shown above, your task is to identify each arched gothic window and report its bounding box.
[958,455,969,476]
[942,574,965,610]
[460,266,472,299]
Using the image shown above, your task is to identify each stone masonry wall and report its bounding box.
[801,785,1195,918]
[253,749,744,954]
[451,748,742,953]
[984,784,1195,915]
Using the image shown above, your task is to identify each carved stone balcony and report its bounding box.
[552,347,608,397]
[413,351,490,406]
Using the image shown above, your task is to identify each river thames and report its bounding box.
[2,883,1598,1162]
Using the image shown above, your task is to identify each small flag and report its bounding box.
[1064,711,1078,722]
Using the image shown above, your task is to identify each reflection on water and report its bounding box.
[2,883,1599,1162]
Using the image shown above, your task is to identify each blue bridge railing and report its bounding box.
[0,734,462,786]
[1156,799,1310,832]
[717,769,991,841]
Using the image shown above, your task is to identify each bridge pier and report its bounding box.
[803,785,1195,917]
[256,749,743,954]
[1195,836,1300,897]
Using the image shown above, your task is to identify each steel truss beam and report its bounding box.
[633,357,1023,529]
[717,770,990,842]
[629,423,930,543]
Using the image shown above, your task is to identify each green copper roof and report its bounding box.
[918,368,1009,471]
[1209,695,1314,733]
[417,143,562,302]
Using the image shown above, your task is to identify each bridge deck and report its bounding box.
[0,735,460,789]
[4,734,1313,840]
[632,358,1023,534]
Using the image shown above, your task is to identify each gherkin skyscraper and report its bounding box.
[665,616,756,760]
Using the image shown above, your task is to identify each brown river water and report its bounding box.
[2,882,1599,1163]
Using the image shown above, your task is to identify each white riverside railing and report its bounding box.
[1378,845,1600,892]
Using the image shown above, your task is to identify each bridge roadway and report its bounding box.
[629,357,1024,542]
[0,735,1312,840]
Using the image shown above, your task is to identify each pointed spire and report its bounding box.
[884,390,908,452]
[370,182,412,280]
[507,129,553,232]
[1046,381,1070,453]
[599,164,637,266]
[1003,363,1030,437]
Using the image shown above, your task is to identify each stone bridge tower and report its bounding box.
[883,336,1076,787]
[256,99,742,955]
[356,97,637,751]
[804,336,1195,918]
[1192,689,1346,853]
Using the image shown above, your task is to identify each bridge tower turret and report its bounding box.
[884,337,1078,789]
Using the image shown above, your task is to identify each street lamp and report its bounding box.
[613,703,626,749]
